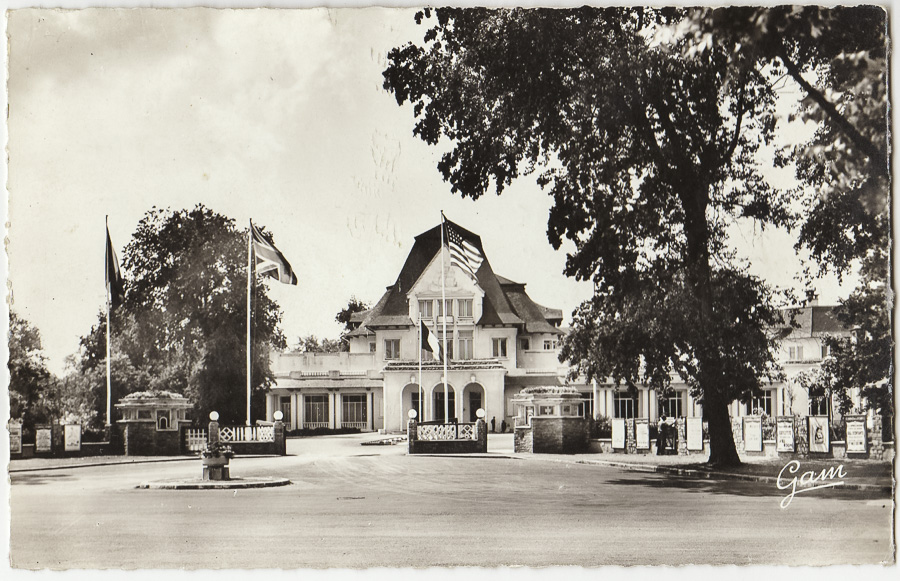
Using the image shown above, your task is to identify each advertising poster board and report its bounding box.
[845,416,868,454]
[64,424,82,452]
[808,416,830,453]
[611,418,626,449]
[10,423,23,454]
[635,418,650,449]
[35,426,52,453]
[776,416,795,452]
[686,417,703,451]
[743,416,763,452]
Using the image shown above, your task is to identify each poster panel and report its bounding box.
[808,416,830,453]
[743,416,763,452]
[611,418,626,449]
[686,417,703,451]
[35,426,52,453]
[635,419,650,449]
[64,424,82,452]
[776,417,795,452]
[845,417,868,454]
[9,424,23,454]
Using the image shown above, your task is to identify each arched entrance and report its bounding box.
[430,383,457,422]
[401,383,425,424]
[462,382,486,423]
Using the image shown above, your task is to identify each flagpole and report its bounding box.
[418,320,423,421]
[246,222,253,427]
[105,216,112,427]
[440,213,449,423]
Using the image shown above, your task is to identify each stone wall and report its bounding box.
[527,417,589,454]
[122,420,190,456]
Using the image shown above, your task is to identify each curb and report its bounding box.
[8,454,283,473]
[136,477,292,490]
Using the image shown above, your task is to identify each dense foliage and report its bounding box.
[66,205,288,426]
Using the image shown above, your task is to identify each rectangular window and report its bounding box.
[369,342,376,353]
[746,391,773,416]
[279,396,291,422]
[439,334,454,360]
[820,344,830,359]
[418,300,434,319]
[304,395,329,424]
[341,394,367,424]
[519,337,530,350]
[810,397,829,416]
[458,331,474,360]
[457,299,473,318]
[437,299,453,317]
[543,340,558,350]
[492,337,508,358]
[659,392,684,418]
[788,346,804,361]
[384,339,400,360]
[614,393,635,419]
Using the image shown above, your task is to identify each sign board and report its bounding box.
[35,426,53,453]
[635,419,650,449]
[686,417,703,451]
[9,424,22,454]
[776,417,795,452]
[64,425,82,452]
[845,416,867,454]
[611,418,626,449]
[743,416,763,452]
[808,416,830,453]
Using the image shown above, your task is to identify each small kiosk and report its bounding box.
[116,391,193,455]
[513,386,590,453]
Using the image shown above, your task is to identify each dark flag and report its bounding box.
[105,225,124,308]
[420,319,443,361]
[251,221,298,285]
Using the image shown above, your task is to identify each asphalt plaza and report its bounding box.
[8,434,894,569]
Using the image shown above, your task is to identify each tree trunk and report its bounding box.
[678,182,742,467]
[704,389,742,467]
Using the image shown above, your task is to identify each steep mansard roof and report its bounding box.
[347,220,562,337]
[778,305,850,339]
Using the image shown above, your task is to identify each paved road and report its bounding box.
[9,434,894,568]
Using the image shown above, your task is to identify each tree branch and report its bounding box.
[776,44,888,178]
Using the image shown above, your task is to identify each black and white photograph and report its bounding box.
[3,1,895,575]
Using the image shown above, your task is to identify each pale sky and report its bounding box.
[6,6,858,375]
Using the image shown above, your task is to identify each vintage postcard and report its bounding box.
[4,3,895,576]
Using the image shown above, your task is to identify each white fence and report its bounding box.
[183,424,275,452]
[417,422,476,441]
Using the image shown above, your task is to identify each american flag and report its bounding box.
[443,216,483,281]
[251,221,298,285]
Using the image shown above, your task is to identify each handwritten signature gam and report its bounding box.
[777,460,847,508]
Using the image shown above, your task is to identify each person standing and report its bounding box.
[491,416,496,432]
[656,415,667,455]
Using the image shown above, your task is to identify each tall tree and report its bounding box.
[70,205,288,426]
[384,7,792,465]
[8,311,60,435]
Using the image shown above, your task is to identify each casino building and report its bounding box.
[265,220,568,432]
[264,221,858,434]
